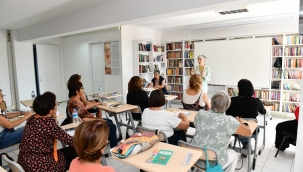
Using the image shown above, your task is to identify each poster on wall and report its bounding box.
[104,41,120,75]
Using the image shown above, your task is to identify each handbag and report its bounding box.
[203,146,224,172]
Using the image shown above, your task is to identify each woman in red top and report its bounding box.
[275,106,299,151]
[18,92,77,172]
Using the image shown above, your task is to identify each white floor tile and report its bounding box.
[264,159,292,172]
[267,149,294,164]
[106,157,126,170]
[262,167,282,172]
[115,164,140,172]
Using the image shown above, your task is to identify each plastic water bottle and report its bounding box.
[31,91,35,100]
[98,86,102,95]
[72,108,80,127]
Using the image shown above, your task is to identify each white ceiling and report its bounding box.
[0,0,112,29]
[133,0,299,30]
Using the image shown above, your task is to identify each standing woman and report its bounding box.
[191,55,211,93]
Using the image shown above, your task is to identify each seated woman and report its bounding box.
[0,93,33,149]
[275,106,299,151]
[69,119,115,172]
[192,91,251,171]
[68,81,117,148]
[127,76,149,120]
[226,79,266,156]
[142,89,189,146]
[148,71,168,94]
[18,92,77,172]
[182,74,210,111]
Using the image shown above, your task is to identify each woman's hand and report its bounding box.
[236,116,244,125]
[178,113,187,120]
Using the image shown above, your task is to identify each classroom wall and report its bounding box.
[162,20,297,41]
[11,30,36,110]
[0,30,12,107]
[61,30,121,101]
[121,25,162,101]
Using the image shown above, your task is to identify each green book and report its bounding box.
[146,149,173,165]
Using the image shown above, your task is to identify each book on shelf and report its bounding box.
[139,54,150,62]
[139,65,151,73]
[272,69,282,79]
[153,45,164,52]
[154,55,163,62]
[146,149,173,165]
[171,85,183,91]
[227,88,238,97]
[271,81,281,89]
[272,38,282,45]
[139,43,152,51]
[283,93,300,102]
[283,104,298,113]
[287,36,303,45]
[184,51,189,58]
[284,59,303,68]
[272,48,283,56]
[254,90,269,99]
[185,60,194,67]
[167,76,183,84]
[271,91,280,100]
[166,68,183,75]
[189,51,193,58]
[185,41,194,49]
[283,82,301,91]
[167,52,182,59]
[185,68,193,75]
[167,60,183,67]
[284,70,302,79]
[271,103,280,112]
[154,64,160,72]
[166,42,182,50]
[284,47,303,56]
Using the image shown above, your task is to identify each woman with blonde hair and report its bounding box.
[182,74,210,111]
[69,119,115,172]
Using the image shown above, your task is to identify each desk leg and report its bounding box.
[113,113,123,141]
[248,137,251,172]
[127,111,137,134]
[259,113,266,155]
[253,127,258,170]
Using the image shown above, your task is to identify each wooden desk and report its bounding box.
[90,93,121,101]
[0,166,6,172]
[166,108,197,122]
[20,99,33,107]
[97,103,138,140]
[61,123,78,130]
[165,95,178,109]
[112,142,202,172]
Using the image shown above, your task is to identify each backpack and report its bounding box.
[274,57,282,68]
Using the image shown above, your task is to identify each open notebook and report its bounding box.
[166,109,191,117]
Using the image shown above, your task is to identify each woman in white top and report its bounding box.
[142,89,189,146]
[182,74,210,111]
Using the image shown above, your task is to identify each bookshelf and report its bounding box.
[226,34,302,115]
[166,41,194,100]
[133,40,167,83]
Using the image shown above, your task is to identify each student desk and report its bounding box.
[20,99,33,107]
[166,108,197,122]
[165,95,178,108]
[0,166,6,172]
[90,93,122,101]
[97,103,138,141]
[112,142,202,172]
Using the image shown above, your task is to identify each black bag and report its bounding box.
[274,57,282,68]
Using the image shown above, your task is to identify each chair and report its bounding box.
[165,85,171,94]
[2,153,25,172]
[275,131,297,157]
[137,126,168,143]
[178,140,231,171]
[0,144,20,167]
[125,106,142,138]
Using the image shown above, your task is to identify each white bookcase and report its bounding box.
[133,40,167,83]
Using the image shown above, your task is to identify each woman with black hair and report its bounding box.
[18,92,77,172]
[226,79,266,157]
[148,71,168,94]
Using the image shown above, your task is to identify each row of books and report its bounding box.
[167,60,183,67]
[271,81,281,89]
[167,68,183,75]
[139,54,150,62]
[184,41,194,49]
[284,47,303,56]
[283,93,300,102]
[272,38,282,45]
[139,65,151,73]
[286,36,303,45]
[184,68,193,75]
[171,93,182,100]
[284,58,303,68]
[283,82,301,91]
[167,52,182,59]
[272,69,282,79]
[184,51,194,58]
[171,85,184,92]
[154,45,164,52]
[167,76,183,84]
[272,48,283,56]
[185,60,194,67]
[271,91,280,100]
[284,70,302,79]
[227,88,238,97]
[154,65,160,72]
[254,90,269,99]
[154,55,163,62]
[282,104,298,113]
[138,43,152,51]
[271,103,280,112]
[167,43,182,50]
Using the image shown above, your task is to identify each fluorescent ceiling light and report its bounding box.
[190,15,295,30]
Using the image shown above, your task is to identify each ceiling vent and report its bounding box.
[217,9,249,15]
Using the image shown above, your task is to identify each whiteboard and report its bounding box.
[194,38,271,88]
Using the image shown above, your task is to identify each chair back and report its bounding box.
[178,140,219,164]
[137,126,168,143]
[165,85,171,94]
[2,153,25,172]
[130,106,142,114]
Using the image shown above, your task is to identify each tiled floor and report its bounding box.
[3,102,296,172]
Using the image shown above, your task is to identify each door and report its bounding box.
[91,43,105,94]
[36,44,64,101]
